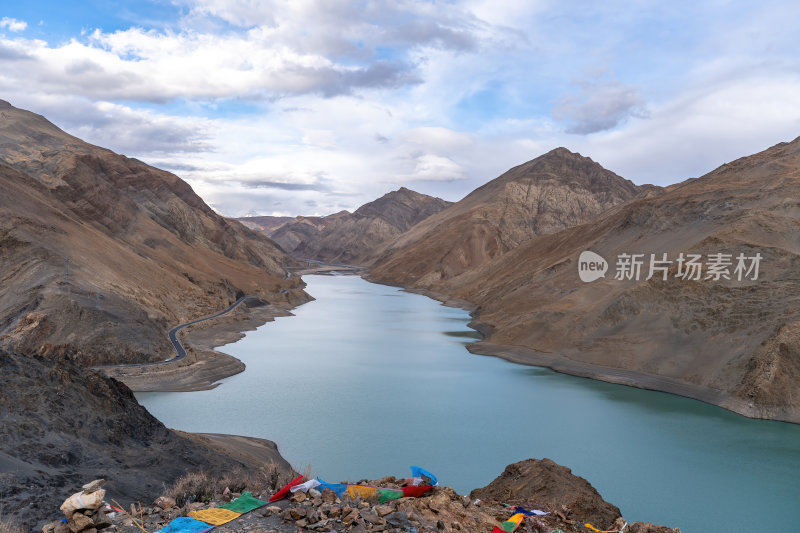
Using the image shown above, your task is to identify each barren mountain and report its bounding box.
[0,348,293,530]
[249,187,452,265]
[236,215,294,234]
[376,138,800,422]
[370,148,644,285]
[0,100,307,365]
[255,210,350,257]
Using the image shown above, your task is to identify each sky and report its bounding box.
[1,1,799,217]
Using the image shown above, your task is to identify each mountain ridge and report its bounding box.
[372,136,800,422]
[0,100,308,366]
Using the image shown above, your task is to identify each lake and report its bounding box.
[137,274,800,533]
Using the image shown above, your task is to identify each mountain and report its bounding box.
[377,138,800,422]
[0,348,293,530]
[370,148,645,286]
[257,210,351,258]
[236,215,294,234]
[244,187,452,265]
[0,100,307,365]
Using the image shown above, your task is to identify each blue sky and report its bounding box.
[1,0,799,216]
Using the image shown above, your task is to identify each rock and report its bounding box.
[67,513,93,533]
[321,488,337,503]
[263,505,282,516]
[290,490,307,503]
[471,458,621,527]
[92,509,112,529]
[359,508,381,524]
[81,480,106,494]
[384,511,411,529]
[60,489,106,516]
[289,507,306,520]
[375,505,394,517]
[309,488,322,499]
[341,508,359,525]
[54,523,70,533]
[42,521,60,533]
[628,523,681,533]
[154,496,176,510]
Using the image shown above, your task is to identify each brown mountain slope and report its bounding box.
[381,137,800,422]
[370,148,644,286]
[0,348,293,530]
[257,210,350,256]
[261,187,452,265]
[236,215,294,234]
[0,100,307,365]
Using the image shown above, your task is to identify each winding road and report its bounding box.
[93,295,254,370]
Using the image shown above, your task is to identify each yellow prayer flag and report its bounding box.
[347,484,379,500]
[188,507,242,525]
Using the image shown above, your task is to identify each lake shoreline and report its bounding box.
[106,302,300,392]
[366,276,800,424]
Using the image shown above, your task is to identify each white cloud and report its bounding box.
[2,0,800,218]
[553,77,648,134]
[0,17,27,32]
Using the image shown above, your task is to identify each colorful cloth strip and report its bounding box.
[317,479,348,496]
[410,465,439,486]
[491,512,525,533]
[220,491,265,514]
[347,484,379,499]
[271,467,437,503]
[187,508,241,525]
[585,524,620,532]
[401,486,434,498]
[506,505,549,516]
[270,475,304,502]
[377,488,404,502]
[290,479,321,493]
[156,516,214,533]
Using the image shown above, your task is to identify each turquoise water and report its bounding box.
[137,275,800,533]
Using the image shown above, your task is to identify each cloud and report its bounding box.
[243,180,330,192]
[0,17,27,32]
[401,154,467,182]
[553,77,648,134]
[4,94,212,155]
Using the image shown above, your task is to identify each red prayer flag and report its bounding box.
[269,475,304,502]
[401,486,434,498]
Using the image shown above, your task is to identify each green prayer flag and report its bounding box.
[221,491,266,513]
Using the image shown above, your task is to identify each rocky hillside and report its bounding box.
[39,457,678,533]
[0,348,294,531]
[0,100,308,365]
[256,210,351,258]
[377,137,800,422]
[370,148,644,286]
[245,187,452,265]
[237,215,294,234]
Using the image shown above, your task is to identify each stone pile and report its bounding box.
[42,480,113,533]
[42,461,682,533]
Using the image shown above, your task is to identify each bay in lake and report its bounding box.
[138,274,800,533]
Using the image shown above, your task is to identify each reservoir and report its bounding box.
[138,275,800,533]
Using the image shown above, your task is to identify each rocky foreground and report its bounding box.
[43,459,678,533]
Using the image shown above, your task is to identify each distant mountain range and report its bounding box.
[0,99,307,365]
[370,138,800,422]
[237,138,800,421]
[238,187,452,265]
[370,147,646,284]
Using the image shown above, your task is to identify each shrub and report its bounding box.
[165,463,291,507]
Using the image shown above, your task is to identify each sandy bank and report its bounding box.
[102,303,297,392]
